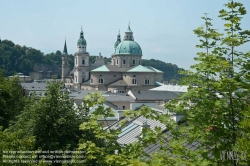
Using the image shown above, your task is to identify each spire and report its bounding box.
[126,21,133,32]
[63,39,68,54]
[80,26,84,39]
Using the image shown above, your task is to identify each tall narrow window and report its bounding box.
[132,79,137,85]
[123,59,126,65]
[90,78,93,83]
[82,78,85,83]
[82,59,85,65]
[145,79,149,85]
[117,59,118,64]
[75,58,77,65]
[132,59,136,65]
[75,76,77,82]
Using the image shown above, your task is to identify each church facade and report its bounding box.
[62,24,164,93]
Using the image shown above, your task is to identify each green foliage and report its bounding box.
[76,92,174,166]
[141,59,184,81]
[166,1,250,165]
[32,79,81,151]
[0,72,28,129]
[0,38,184,82]
[0,127,36,166]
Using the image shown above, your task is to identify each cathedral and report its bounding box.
[62,24,164,93]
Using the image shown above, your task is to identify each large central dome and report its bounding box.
[114,24,142,56]
[115,40,142,55]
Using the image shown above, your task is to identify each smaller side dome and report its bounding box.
[114,29,121,49]
[77,29,87,46]
[114,40,121,49]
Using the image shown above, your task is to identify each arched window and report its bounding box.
[132,79,137,85]
[98,78,104,84]
[82,59,85,65]
[145,79,149,85]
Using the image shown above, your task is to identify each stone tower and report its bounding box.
[61,40,70,83]
[74,27,90,84]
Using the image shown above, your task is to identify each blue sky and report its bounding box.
[1,0,250,69]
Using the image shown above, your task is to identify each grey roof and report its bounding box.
[104,94,135,102]
[69,90,107,100]
[144,128,200,157]
[130,90,178,101]
[108,115,166,144]
[21,83,47,91]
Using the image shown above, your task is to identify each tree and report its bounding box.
[165,1,250,165]
[0,71,28,129]
[32,79,81,152]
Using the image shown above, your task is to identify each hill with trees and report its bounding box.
[0,39,184,81]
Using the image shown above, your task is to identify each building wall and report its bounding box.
[108,101,131,110]
[123,72,155,86]
[130,102,156,110]
[112,55,142,68]
[90,72,122,85]
[107,87,126,93]
[154,73,164,82]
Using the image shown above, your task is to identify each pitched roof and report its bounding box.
[144,127,200,157]
[150,85,188,92]
[91,65,110,72]
[108,115,166,145]
[146,66,163,73]
[127,65,155,73]
[91,65,163,74]
[108,79,128,86]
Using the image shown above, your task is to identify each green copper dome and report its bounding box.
[114,40,121,48]
[77,29,87,46]
[114,40,142,55]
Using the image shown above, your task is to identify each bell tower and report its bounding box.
[74,27,90,84]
